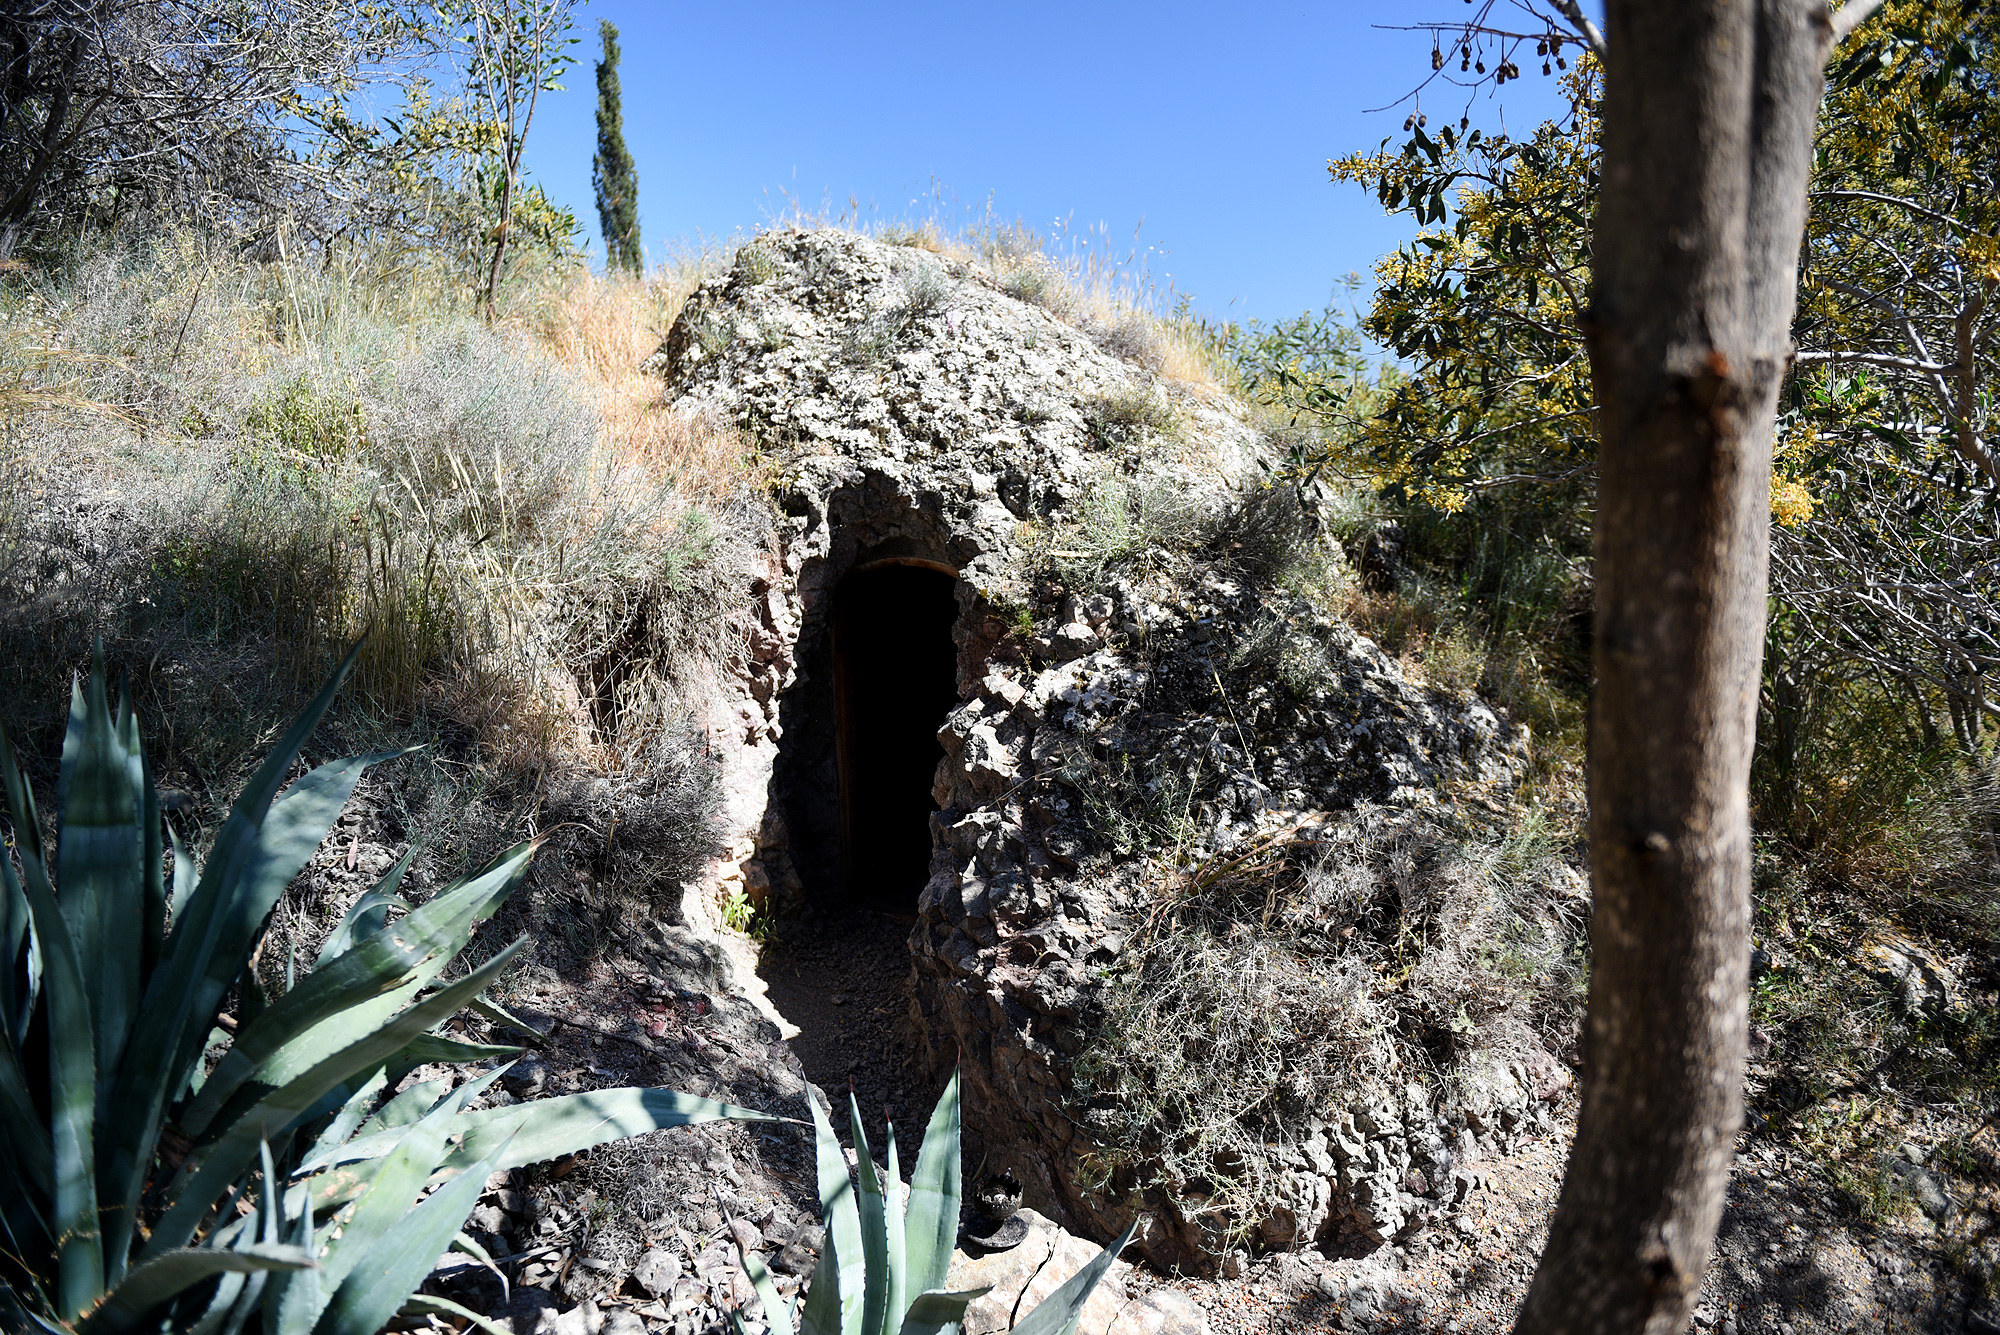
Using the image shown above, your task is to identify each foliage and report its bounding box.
[449,0,582,315]
[1772,0,2000,763]
[1326,64,1600,509]
[1069,812,1583,1246]
[0,649,770,1332]
[733,1072,1135,1335]
[0,1,425,260]
[592,20,643,275]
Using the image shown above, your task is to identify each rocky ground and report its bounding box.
[392,889,1996,1335]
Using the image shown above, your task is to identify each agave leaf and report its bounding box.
[305,1070,388,1167]
[178,843,531,1138]
[400,1293,515,1335]
[249,842,534,1095]
[895,1288,993,1335]
[0,864,53,1210]
[55,663,144,1086]
[264,1158,320,1335]
[468,995,545,1041]
[144,938,527,1259]
[883,1120,905,1335]
[125,701,165,985]
[311,1141,501,1335]
[1,726,104,1320]
[809,1091,865,1335]
[313,849,415,966]
[305,1085,773,1185]
[795,1229,844,1335]
[311,1079,481,1310]
[99,646,365,1272]
[740,1245,795,1335]
[900,1070,961,1302]
[166,820,197,919]
[1006,1220,1138,1335]
[73,1244,313,1335]
[350,1077,451,1142]
[0,1048,53,1254]
[392,1032,523,1066]
[848,1094,889,1335]
[0,800,30,1047]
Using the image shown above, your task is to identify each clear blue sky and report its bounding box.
[519,2,1581,325]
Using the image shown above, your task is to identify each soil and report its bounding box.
[1121,1106,1999,1335]
[751,909,947,1156]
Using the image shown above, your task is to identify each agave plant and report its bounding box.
[0,648,773,1333]
[735,1073,1136,1335]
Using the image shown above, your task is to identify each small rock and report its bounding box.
[728,1217,763,1259]
[1220,1251,1248,1280]
[505,1289,559,1335]
[502,1056,548,1098]
[633,1249,683,1299]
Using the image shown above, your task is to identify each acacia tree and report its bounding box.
[1338,1,1889,1331]
[592,19,641,275]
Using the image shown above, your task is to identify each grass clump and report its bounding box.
[1069,808,1584,1246]
[1039,466,1213,588]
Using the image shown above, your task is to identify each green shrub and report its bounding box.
[0,649,769,1332]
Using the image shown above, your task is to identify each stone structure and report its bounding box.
[653,228,1562,1272]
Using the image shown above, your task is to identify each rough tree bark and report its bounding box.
[1514,3,1874,1332]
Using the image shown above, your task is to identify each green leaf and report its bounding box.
[807,1090,864,1335]
[882,1121,905,1335]
[1,725,103,1320]
[848,1094,889,1335]
[179,842,531,1139]
[100,648,367,1271]
[250,842,534,1094]
[76,1244,313,1335]
[305,1085,774,1186]
[401,1293,515,1335]
[895,1288,992,1335]
[56,663,146,1087]
[313,850,415,966]
[900,1070,961,1301]
[1008,1220,1138,1335]
[390,1032,523,1066]
[145,939,528,1259]
[311,1143,502,1335]
[314,1081,481,1309]
[741,1247,795,1335]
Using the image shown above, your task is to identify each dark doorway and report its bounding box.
[833,563,959,910]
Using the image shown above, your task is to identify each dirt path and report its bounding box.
[751,909,946,1154]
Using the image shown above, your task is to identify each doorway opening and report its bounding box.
[832,562,959,911]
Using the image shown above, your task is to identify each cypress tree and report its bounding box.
[592,19,641,275]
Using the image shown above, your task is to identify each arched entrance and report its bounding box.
[832,561,959,911]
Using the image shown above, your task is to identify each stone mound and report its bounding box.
[652,227,1563,1272]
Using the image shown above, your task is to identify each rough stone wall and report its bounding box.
[653,228,1562,1273]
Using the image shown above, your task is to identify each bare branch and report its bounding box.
[1830,0,1889,42]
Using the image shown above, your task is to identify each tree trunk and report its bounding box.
[1516,5,1833,1333]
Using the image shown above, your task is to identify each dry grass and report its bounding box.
[0,231,761,801]
[762,196,1228,392]
[523,263,763,503]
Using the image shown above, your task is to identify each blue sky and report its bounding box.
[518,2,1581,325]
